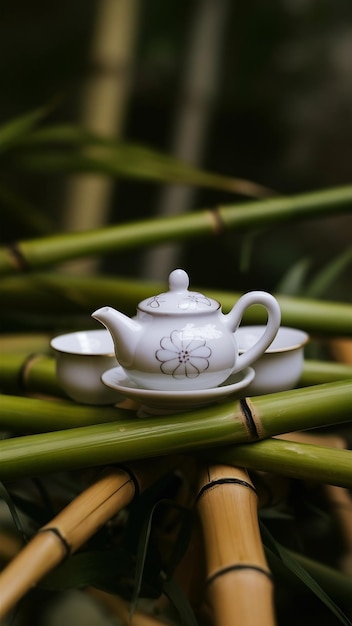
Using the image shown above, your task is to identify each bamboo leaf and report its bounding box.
[266,547,352,607]
[0,482,28,542]
[15,124,101,146]
[305,246,352,298]
[260,522,352,626]
[131,498,192,619]
[5,490,50,527]
[164,508,193,578]
[130,499,161,618]
[276,257,311,295]
[14,130,273,198]
[239,230,263,273]
[0,108,47,155]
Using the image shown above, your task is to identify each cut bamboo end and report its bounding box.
[329,338,352,365]
[275,431,347,449]
[196,463,276,626]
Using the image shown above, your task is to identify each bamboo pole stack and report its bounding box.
[0,380,352,484]
[0,459,174,621]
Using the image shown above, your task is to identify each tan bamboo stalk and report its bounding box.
[196,463,276,626]
[63,0,138,273]
[0,458,174,621]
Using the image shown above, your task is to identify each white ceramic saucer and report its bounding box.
[101,366,255,414]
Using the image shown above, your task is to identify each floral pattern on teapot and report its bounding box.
[155,330,212,379]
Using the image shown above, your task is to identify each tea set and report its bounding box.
[51,269,309,412]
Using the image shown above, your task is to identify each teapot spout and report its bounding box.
[91,306,142,368]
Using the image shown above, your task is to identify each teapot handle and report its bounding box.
[226,291,281,374]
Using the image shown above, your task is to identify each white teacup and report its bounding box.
[236,326,309,395]
[50,330,118,404]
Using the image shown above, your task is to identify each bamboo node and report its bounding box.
[19,352,43,392]
[207,207,226,235]
[7,242,30,272]
[240,398,260,439]
[36,527,71,558]
[195,477,257,503]
[206,563,273,586]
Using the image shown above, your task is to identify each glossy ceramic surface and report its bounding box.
[236,326,309,395]
[50,330,119,404]
[92,269,281,391]
[101,365,255,412]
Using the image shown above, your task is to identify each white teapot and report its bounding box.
[92,269,281,391]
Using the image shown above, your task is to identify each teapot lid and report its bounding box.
[138,269,220,315]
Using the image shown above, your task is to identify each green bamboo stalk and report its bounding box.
[1,272,352,336]
[300,359,352,386]
[0,185,351,275]
[0,380,350,480]
[0,353,62,397]
[206,438,352,487]
[0,394,127,432]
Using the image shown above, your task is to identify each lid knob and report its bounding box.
[168,269,189,292]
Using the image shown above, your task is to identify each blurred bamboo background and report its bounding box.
[1,0,351,295]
